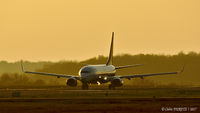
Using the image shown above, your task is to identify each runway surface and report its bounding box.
[0,88,199,113]
[0,97,199,113]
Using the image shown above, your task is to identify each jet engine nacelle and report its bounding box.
[111,78,123,87]
[66,78,77,87]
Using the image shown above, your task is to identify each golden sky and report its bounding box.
[0,0,200,62]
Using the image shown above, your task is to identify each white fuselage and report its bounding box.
[78,65,116,83]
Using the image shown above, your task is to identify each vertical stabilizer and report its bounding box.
[106,32,114,65]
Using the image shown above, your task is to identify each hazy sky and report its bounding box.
[0,0,200,62]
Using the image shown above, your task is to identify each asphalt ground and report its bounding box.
[0,88,199,113]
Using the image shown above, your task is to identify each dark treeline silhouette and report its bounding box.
[0,61,52,75]
[0,52,200,87]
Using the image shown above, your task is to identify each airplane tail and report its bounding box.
[106,32,114,65]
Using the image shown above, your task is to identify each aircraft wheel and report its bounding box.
[108,84,115,90]
[82,83,88,90]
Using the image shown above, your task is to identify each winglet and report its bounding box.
[178,65,185,74]
[21,60,25,72]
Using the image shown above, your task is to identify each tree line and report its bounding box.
[0,51,200,87]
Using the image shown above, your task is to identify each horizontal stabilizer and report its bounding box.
[115,64,143,69]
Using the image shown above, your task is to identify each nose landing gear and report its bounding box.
[81,82,88,90]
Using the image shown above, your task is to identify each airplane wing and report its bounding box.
[117,67,184,80]
[21,61,80,80]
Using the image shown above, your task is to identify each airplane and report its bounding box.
[21,32,184,90]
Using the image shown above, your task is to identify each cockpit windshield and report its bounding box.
[79,66,93,75]
[81,70,89,73]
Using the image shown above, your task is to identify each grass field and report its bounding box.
[0,86,199,113]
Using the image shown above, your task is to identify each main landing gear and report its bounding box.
[108,84,115,90]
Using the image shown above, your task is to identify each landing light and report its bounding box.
[97,81,101,85]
